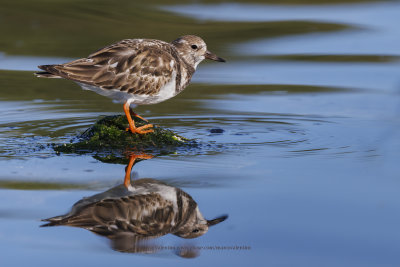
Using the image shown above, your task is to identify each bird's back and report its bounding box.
[35,39,193,104]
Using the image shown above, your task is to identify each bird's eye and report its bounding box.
[192,229,200,233]
[191,45,198,50]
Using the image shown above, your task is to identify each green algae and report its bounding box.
[53,115,197,155]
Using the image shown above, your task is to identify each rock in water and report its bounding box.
[53,115,196,155]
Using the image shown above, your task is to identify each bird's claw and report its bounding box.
[126,124,154,134]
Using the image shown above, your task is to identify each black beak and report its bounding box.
[205,50,226,62]
[207,214,228,226]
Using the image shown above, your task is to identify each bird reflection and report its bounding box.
[41,153,227,255]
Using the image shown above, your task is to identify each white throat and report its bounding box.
[194,56,205,69]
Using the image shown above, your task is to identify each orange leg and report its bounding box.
[130,109,148,123]
[124,153,154,188]
[123,101,154,134]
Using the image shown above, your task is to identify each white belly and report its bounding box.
[77,71,177,105]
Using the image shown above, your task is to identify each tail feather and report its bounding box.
[40,215,66,227]
[35,64,62,78]
[38,64,55,71]
[34,71,61,78]
[40,221,59,227]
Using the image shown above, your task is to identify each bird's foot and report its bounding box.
[129,110,149,123]
[126,124,154,134]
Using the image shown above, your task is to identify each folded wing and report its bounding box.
[37,39,176,96]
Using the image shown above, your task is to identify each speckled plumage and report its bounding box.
[35,35,225,134]
[41,179,227,253]
[35,35,224,105]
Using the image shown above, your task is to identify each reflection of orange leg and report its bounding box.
[123,101,154,135]
[124,156,136,188]
[124,153,154,188]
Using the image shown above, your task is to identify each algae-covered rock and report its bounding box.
[54,115,197,155]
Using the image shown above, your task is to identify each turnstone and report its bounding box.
[41,177,228,253]
[35,35,225,134]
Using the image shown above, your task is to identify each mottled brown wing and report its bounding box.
[40,40,176,95]
[44,193,176,238]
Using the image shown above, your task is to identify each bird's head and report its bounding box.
[172,35,225,69]
[173,206,228,239]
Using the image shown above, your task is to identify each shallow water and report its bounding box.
[1,0,400,266]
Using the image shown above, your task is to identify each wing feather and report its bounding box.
[40,39,177,96]
[43,193,176,238]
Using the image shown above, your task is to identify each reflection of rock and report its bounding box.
[41,178,227,254]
